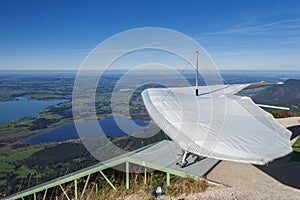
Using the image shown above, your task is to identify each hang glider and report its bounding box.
[141,84,292,166]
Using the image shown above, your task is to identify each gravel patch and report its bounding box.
[123,160,300,200]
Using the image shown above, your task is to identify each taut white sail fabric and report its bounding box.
[141,84,292,165]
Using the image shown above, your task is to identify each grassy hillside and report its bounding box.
[248,79,300,118]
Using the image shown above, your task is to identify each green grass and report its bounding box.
[0,162,14,172]
[16,167,34,178]
[0,147,43,162]
[0,117,34,138]
[0,146,43,179]
[293,137,300,152]
[0,180,5,186]
[89,173,208,200]
[293,147,300,153]
[39,112,62,119]
[0,146,44,191]
[0,148,8,154]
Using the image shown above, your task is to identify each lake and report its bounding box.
[0,97,67,123]
[22,116,149,144]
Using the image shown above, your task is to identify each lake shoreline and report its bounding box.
[1,114,148,148]
[0,97,68,123]
[21,115,149,144]
[0,113,112,149]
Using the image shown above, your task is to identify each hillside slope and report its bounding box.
[251,79,300,113]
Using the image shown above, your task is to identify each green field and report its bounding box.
[0,145,44,191]
[0,146,43,162]
[0,146,43,175]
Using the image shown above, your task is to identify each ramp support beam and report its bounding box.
[99,170,116,190]
[59,184,70,200]
[42,188,47,200]
[80,174,91,199]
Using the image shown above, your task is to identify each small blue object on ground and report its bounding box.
[151,183,165,198]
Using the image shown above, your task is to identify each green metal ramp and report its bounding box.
[4,140,219,200]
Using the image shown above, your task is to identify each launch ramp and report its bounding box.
[4,140,219,200]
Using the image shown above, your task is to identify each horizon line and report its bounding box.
[1,69,300,72]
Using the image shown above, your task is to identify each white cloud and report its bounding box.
[205,18,300,35]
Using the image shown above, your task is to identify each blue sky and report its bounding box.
[0,0,300,70]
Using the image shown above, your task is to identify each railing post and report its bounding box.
[74,179,78,200]
[126,161,129,189]
[144,168,147,185]
[166,172,170,186]
[96,183,98,193]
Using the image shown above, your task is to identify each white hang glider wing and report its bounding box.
[141,84,292,165]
